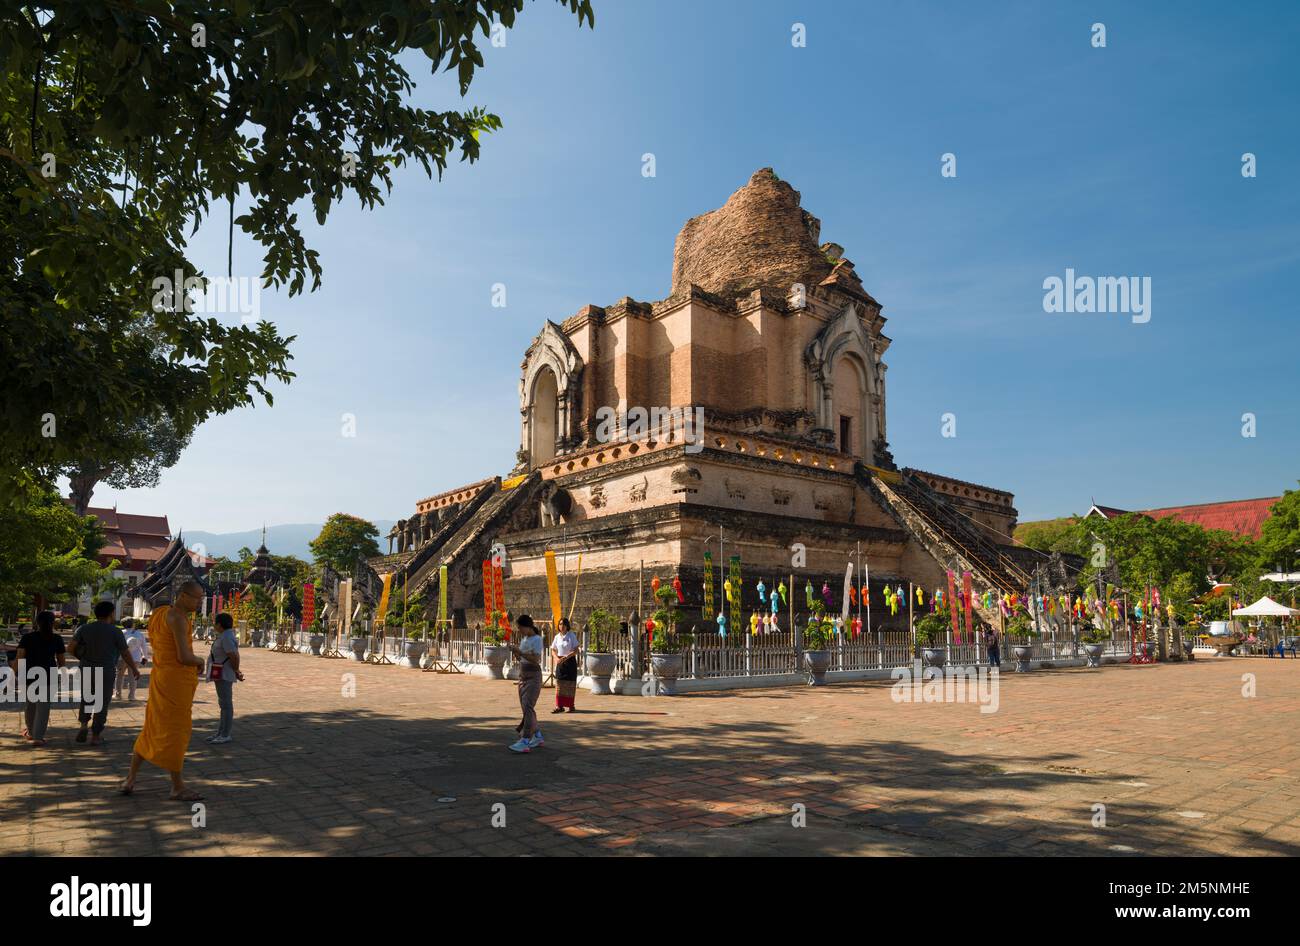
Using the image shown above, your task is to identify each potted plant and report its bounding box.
[308,617,325,655]
[584,608,619,695]
[1006,614,1038,671]
[802,600,835,685]
[913,612,948,668]
[648,586,691,695]
[404,624,427,667]
[482,616,510,679]
[1080,624,1108,668]
[349,620,368,661]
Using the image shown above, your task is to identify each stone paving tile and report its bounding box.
[3,652,1299,856]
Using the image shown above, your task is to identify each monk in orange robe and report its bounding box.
[119,579,207,801]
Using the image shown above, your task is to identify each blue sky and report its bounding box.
[88,0,1300,534]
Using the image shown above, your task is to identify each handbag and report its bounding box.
[208,640,229,681]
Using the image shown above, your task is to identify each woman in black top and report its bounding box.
[16,611,67,747]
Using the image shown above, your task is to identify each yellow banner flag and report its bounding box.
[438,564,448,626]
[376,572,393,623]
[545,550,562,627]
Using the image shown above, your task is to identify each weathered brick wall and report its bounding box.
[672,168,831,300]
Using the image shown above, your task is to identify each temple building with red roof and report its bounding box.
[1086,497,1279,539]
[71,506,175,616]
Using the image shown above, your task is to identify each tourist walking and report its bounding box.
[206,612,244,744]
[15,610,66,747]
[116,619,149,700]
[119,580,207,801]
[507,614,544,753]
[70,600,140,746]
[985,626,1001,668]
[550,616,579,714]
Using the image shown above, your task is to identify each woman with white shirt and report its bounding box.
[506,614,544,753]
[550,617,579,713]
[116,619,150,700]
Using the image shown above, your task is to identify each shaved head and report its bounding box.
[173,579,205,613]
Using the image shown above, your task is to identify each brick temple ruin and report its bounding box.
[365,169,1042,629]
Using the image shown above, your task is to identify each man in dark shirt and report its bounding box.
[16,610,66,745]
[69,600,139,745]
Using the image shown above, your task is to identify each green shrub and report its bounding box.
[586,608,618,653]
[913,612,949,648]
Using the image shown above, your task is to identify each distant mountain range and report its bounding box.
[180,521,396,561]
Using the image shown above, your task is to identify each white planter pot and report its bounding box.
[483,645,510,679]
[803,649,832,686]
[649,653,684,695]
[584,652,616,695]
[1083,643,1104,668]
[403,641,426,667]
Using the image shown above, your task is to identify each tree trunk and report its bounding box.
[68,470,101,516]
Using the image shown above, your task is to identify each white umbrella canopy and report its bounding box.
[1232,596,1300,617]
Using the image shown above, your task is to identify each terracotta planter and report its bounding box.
[584,652,616,695]
[803,649,832,686]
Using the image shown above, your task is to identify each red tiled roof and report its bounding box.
[1090,504,1129,519]
[84,506,120,530]
[115,512,170,536]
[1090,498,1279,539]
[79,505,175,569]
[1143,498,1278,540]
[123,534,173,563]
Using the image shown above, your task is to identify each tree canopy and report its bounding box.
[0,479,109,617]
[1255,483,1300,574]
[1017,510,1261,615]
[1,1,595,502]
[309,512,380,574]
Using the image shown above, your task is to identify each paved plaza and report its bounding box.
[3,652,1299,857]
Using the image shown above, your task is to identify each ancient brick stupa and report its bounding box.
[371,169,1038,629]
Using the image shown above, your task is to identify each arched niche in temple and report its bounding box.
[805,302,885,459]
[519,320,583,468]
[530,367,559,465]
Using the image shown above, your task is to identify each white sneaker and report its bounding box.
[507,738,532,753]
[529,731,544,749]
[210,735,232,745]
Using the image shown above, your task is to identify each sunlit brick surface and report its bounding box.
[3,653,1298,856]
